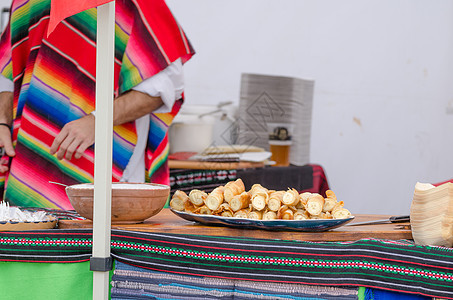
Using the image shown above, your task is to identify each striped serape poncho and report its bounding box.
[0,0,195,209]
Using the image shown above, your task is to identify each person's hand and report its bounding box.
[0,124,14,173]
[50,114,95,160]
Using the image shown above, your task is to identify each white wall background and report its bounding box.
[0,0,10,31]
[1,0,451,215]
[167,0,453,215]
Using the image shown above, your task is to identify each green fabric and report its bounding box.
[0,261,113,300]
[358,286,366,300]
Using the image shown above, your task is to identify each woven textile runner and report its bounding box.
[169,169,238,194]
[169,164,329,196]
[0,229,452,298]
[0,0,195,209]
[112,260,359,300]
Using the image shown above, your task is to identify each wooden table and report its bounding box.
[59,209,412,242]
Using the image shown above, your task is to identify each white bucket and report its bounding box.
[169,113,215,154]
[169,104,238,154]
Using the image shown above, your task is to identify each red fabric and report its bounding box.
[168,152,198,161]
[300,164,330,196]
[134,0,193,64]
[48,0,113,36]
[433,179,453,186]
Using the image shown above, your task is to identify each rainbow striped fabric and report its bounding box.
[0,0,194,209]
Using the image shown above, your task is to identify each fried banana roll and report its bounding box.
[330,200,347,218]
[277,205,295,220]
[214,203,234,216]
[233,209,248,218]
[229,192,251,212]
[322,189,337,212]
[250,183,266,193]
[205,186,225,211]
[193,205,213,215]
[323,197,337,212]
[282,188,300,206]
[223,178,246,202]
[299,192,312,206]
[189,189,208,206]
[294,209,310,220]
[331,200,345,212]
[320,211,333,219]
[221,211,234,217]
[267,190,284,212]
[325,190,337,200]
[305,193,325,216]
[169,190,189,211]
[250,184,269,211]
[332,208,351,219]
[248,210,263,220]
[263,211,278,220]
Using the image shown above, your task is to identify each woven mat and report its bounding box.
[112,261,358,300]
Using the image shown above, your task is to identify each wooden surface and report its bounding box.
[168,160,265,170]
[58,209,412,242]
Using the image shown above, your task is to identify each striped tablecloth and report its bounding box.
[0,229,452,299]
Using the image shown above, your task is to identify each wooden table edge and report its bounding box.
[58,209,412,242]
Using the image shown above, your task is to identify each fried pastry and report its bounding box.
[221,211,234,218]
[267,190,284,212]
[248,210,263,220]
[224,179,246,202]
[189,189,207,206]
[233,209,248,218]
[331,201,345,213]
[299,192,312,206]
[263,211,278,220]
[183,200,198,213]
[277,205,294,220]
[320,211,333,219]
[332,208,351,219]
[250,184,269,211]
[193,205,212,215]
[169,190,189,211]
[323,197,337,212]
[294,209,309,220]
[214,203,234,215]
[305,193,325,216]
[250,183,267,194]
[282,188,300,206]
[205,186,225,211]
[229,192,251,212]
[325,190,336,199]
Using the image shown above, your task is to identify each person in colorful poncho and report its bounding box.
[0,0,195,209]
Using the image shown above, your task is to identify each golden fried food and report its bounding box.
[229,192,251,212]
[224,179,245,203]
[282,188,300,206]
[189,189,207,206]
[171,180,352,221]
[267,191,284,212]
[169,190,189,211]
[204,186,225,211]
[305,194,324,216]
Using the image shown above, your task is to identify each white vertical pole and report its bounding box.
[93,2,115,299]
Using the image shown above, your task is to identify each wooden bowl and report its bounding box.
[65,182,169,224]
